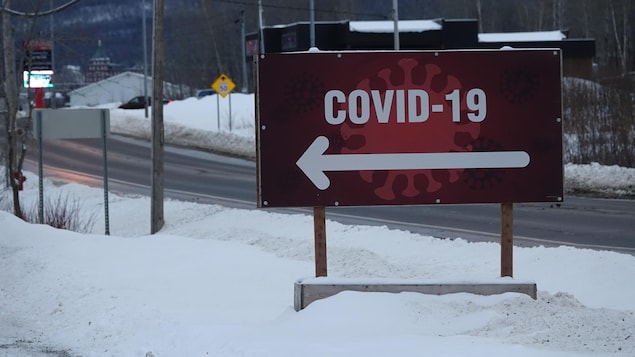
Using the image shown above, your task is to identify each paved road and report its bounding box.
[17,135,635,254]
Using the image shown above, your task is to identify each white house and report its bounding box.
[68,71,185,107]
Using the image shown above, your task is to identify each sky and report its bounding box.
[1,93,634,356]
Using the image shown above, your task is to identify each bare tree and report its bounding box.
[3,0,26,219]
[552,0,564,30]
[2,0,80,220]
[608,0,632,75]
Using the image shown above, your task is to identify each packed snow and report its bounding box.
[349,20,442,33]
[478,30,567,42]
[1,93,634,356]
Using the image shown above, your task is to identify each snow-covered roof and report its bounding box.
[271,20,347,29]
[349,20,441,33]
[68,71,145,95]
[479,30,566,43]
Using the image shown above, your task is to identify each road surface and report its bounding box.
[14,135,635,255]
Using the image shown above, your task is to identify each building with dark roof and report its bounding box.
[247,18,595,79]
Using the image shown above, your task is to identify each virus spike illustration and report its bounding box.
[338,58,481,201]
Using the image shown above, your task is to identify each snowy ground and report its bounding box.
[1,94,634,356]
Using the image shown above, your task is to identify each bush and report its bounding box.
[0,190,96,233]
[39,194,96,232]
[563,78,635,167]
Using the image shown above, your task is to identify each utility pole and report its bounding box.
[392,0,400,51]
[309,0,315,48]
[142,0,149,118]
[151,0,165,234]
[49,0,56,108]
[240,9,247,93]
[258,0,264,54]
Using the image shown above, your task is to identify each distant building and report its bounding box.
[85,40,140,84]
[85,40,112,83]
[247,19,595,79]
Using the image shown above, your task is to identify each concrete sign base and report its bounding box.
[294,278,537,311]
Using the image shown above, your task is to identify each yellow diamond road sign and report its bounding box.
[211,74,236,98]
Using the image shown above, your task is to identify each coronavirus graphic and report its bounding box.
[461,137,504,190]
[336,58,481,201]
[500,66,540,103]
[284,72,325,113]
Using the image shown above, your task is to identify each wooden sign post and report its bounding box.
[500,202,514,277]
[313,207,327,277]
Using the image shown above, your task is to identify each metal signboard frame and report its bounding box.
[34,109,111,234]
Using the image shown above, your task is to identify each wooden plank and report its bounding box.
[313,206,327,277]
[501,202,514,277]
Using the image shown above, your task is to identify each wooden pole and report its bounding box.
[150,0,165,234]
[500,202,514,277]
[313,206,327,277]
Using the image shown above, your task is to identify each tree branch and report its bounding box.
[1,0,81,17]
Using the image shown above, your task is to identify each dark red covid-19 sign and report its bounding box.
[256,50,563,208]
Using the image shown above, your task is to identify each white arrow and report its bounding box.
[296,136,531,190]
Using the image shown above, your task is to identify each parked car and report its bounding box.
[119,96,171,109]
[195,89,215,99]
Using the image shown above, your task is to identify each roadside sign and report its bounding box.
[24,39,52,50]
[23,49,53,71]
[212,73,236,98]
[256,50,563,208]
[33,108,109,140]
[23,70,54,88]
[23,39,53,71]
[33,108,111,235]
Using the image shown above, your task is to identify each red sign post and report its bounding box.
[23,39,53,109]
[257,50,563,208]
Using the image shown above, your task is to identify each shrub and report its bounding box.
[563,78,635,167]
[1,190,96,233]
